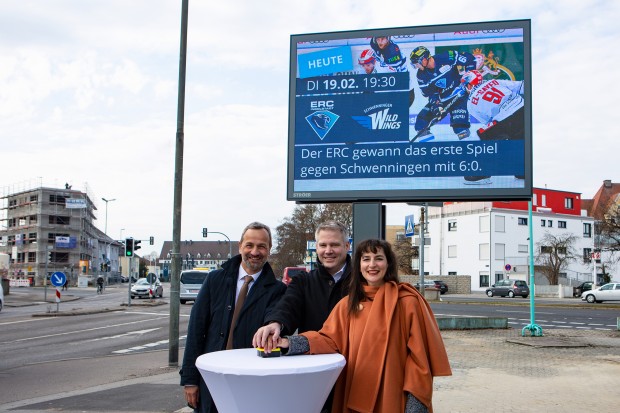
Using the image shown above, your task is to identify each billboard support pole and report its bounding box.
[352,203,385,249]
[522,199,543,337]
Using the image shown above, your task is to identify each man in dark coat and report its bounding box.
[180,222,286,413]
[252,220,351,412]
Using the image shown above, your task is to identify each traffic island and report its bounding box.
[436,316,508,330]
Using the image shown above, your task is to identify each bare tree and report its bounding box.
[598,203,620,254]
[535,233,578,285]
[393,237,417,274]
[271,203,352,276]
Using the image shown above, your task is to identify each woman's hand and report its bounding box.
[276,337,289,348]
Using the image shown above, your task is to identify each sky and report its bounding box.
[1,0,618,258]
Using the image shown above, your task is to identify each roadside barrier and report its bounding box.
[9,279,30,287]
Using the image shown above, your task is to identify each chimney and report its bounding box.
[604,179,612,188]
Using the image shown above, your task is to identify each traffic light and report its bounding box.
[202,227,208,238]
[48,251,53,263]
[125,238,134,257]
[134,239,142,253]
[149,236,154,245]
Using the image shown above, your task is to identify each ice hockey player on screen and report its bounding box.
[358,49,380,74]
[370,36,407,72]
[460,69,526,185]
[368,38,416,105]
[410,46,476,141]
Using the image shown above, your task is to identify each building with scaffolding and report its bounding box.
[0,183,122,286]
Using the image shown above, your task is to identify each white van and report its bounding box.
[180,269,209,304]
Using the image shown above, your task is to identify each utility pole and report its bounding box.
[169,0,189,367]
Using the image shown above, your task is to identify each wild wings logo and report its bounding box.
[306,110,339,140]
[352,104,402,130]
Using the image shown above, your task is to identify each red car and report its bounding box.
[282,267,308,286]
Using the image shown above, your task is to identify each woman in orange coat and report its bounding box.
[276,239,451,413]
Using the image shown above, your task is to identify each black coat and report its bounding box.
[180,255,286,413]
[267,255,352,335]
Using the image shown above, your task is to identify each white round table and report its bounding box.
[196,348,345,413]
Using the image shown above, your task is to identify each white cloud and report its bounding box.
[1,0,619,253]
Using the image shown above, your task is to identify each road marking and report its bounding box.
[113,335,187,354]
[82,328,160,343]
[0,318,53,326]
[0,317,168,345]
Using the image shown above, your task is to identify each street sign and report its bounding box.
[307,238,353,253]
[405,215,415,237]
[50,271,66,287]
[590,252,601,260]
[505,264,512,272]
[413,238,431,245]
[147,273,157,283]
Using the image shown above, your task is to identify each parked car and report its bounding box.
[282,267,308,286]
[573,281,594,298]
[130,278,163,299]
[581,282,620,303]
[486,279,529,298]
[180,269,209,304]
[414,280,442,292]
[0,281,4,312]
[433,280,449,294]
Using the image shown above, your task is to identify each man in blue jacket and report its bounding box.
[180,222,286,413]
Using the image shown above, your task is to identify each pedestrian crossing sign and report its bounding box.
[405,215,415,237]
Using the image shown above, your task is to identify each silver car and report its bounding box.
[581,283,620,303]
[131,278,163,299]
[180,270,209,304]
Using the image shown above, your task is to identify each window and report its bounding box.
[557,246,567,255]
[49,194,68,204]
[541,220,546,227]
[518,217,528,225]
[495,215,505,232]
[495,272,504,283]
[533,193,538,206]
[27,252,37,262]
[49,216,71,225]
[448,271,457,275]
[558,221,567,228]
[30,215,37,224]
[518,244,528,253]
[495,243,505,260]
[583,248,592,263]
[479,216,490,232]
[548,220,553,227]
[565,197,574,209]
[542,194,547,206]
[448,220,457,232]
[540,246,552,254]
[479,243,489,260]
[479,272,490,288]
[583,223,592,238]
[30,194,38,202]
[448,245,457,258]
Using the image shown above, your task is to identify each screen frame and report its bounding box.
[287,19,532,203]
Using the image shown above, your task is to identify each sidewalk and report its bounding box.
[2,289,619,412]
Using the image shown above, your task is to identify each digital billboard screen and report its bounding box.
[287,19,532,202]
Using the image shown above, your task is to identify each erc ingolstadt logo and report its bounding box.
[306,110,339,140]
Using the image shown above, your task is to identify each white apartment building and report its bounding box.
[422,188,596,292]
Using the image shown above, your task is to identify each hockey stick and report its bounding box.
[409,92,464,142]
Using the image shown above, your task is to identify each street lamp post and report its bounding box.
[206,231,232,259]
[101,197,116,236]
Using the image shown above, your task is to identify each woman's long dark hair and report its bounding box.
[347,239,399,314]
